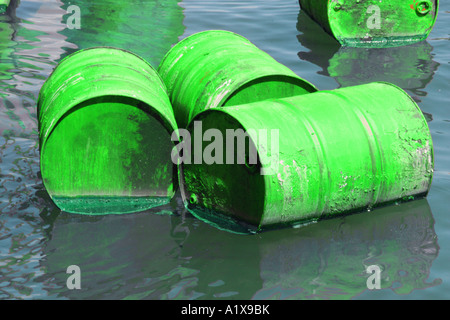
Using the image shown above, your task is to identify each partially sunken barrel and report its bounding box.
[38,47,178,214]
[180,82,434,231]
[299,0,439,47]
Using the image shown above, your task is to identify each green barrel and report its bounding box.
[299,0,439,47]
[157,30,317,128]
[180,82,434,231]
[38,47,178,215]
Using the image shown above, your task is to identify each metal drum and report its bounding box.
[180,82,434,231]
[38,47,178,214]
[158,30,317,128]
[299,0,439,47]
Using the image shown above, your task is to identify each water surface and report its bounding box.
[0,0,449,300]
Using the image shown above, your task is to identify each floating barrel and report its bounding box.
[298,0,439,47]
[157,30,317,128]
[38,47,178,215]
[180,82,434,231]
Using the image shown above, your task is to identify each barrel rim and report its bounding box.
[157,29,252,72]
[184,106,269,229]
[39,94,178,153]
[38,46,175,151]
[372,81,435,191]
[39,94,180,208]
[38,46,166,111]
[55,46,158,74]
[221,74,318,107]
[372,81,432,127]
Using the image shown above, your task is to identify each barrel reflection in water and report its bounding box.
[59,0,185,67]
[0,1,16,98]
[40,194,194,300]
[40,198,439,299]
[253,199,440,299]
[296,10,440,101]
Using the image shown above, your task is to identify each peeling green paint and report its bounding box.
[181,82,434,231]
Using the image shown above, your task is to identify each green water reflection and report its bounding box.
[296,10,440,101]
[1,0,187,299]
[0,0,446,300]
[59,0,185,68]
[41,197,439,299]
[0,0,18,99]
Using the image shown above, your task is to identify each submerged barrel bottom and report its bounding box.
[337,35,429,48]
[51,196,170,215]
[180,110,266,228]
[40,96,176,214]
